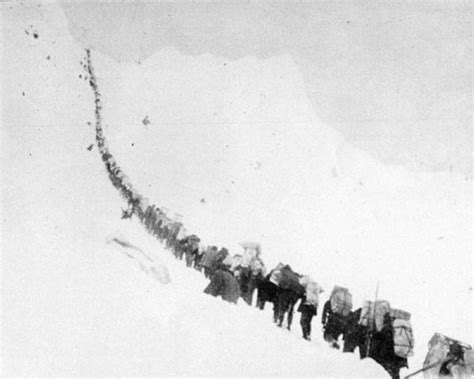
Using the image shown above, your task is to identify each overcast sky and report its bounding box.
[62,1,472,175]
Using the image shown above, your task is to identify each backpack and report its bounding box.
[390,308,411,321]
[305,281,322,306]
[423,333,472,379]
[393,319,415,358]
[269,269,282,286]
[247,256,262,274]
[279,267,303,294]
[359,300,391,331]
[330,286,352,316]
[222,253,234,267]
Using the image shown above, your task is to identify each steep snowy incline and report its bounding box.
[91,45,472,373]
[2,3,388,377]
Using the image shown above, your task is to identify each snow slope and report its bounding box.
[2,1,472,377]
[95,34,472,374]
[2,3,386,377]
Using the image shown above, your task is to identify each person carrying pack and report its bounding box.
[359,300,391,332]
[193,244,205,272]
[298,276,324,341]
[236,243,266,306]
[255,269,280,319]
[369,313,408,379]
[420,333,473,379]
[321,286,352,349]
[330,285,353,317]
[201,246,219,278]
[269,263,285,286]
[204,265,240,304]
[343,308,364,353]
[275,265,304,330]
[184,235,200,267]
[322,299,346,349]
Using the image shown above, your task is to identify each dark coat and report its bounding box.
[201,248,218,269]
[369,317,408,379]
[256,274,280,310]
[343,308,364,352]
[236,266,257,305]
[322,300,346,340]
[278,266,305,297]
[297,297,317,315]
[257,274,280,302]
[204,268,240,304]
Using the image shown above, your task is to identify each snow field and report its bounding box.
[2,2,471,376]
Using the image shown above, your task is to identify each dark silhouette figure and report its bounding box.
[322,300,346,349]
[204,267,241,304]
[298,297,318,340]
[369,314,408,379]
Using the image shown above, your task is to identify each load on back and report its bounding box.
[299,275,324,306]
[422,333,473,379]
[330,285,352,316]
[359,301,415,359]
[359,300,391,331]
[392,317,414,359]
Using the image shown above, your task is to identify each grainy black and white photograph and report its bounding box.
[1,1,473,377]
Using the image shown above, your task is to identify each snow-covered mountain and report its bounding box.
[2,1,472,376]
[95,37,472,374]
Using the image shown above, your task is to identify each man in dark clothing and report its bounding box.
[255,273,280,322]
[274,266,304,330]
[162,225,170,244]
[201,246,218,278]
[165,223,180,251]
[193,248,204,271]
[255,274,271,310]
[175,238,187,260]
[439,342,465,377]
[145,205,157,230]
[276,287,302,330]
[237,266,254,305]
[322,300,346,349]
[184,240,199,267]
[343,308,364,353]
[204,266,240,304]
[253,272,267,308]
[298,297,318,341]
[369,314,408,379]
[184,243,194,266]
[154,218,163,239]
[216,248,229,267]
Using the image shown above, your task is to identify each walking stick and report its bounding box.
[365,281,380,357]
[404,360,442,379]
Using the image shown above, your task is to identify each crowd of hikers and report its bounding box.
[85,49,473,379]
[95,119,472,379]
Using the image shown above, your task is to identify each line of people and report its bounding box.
[95,129,468,379]
[85,49,472,379]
